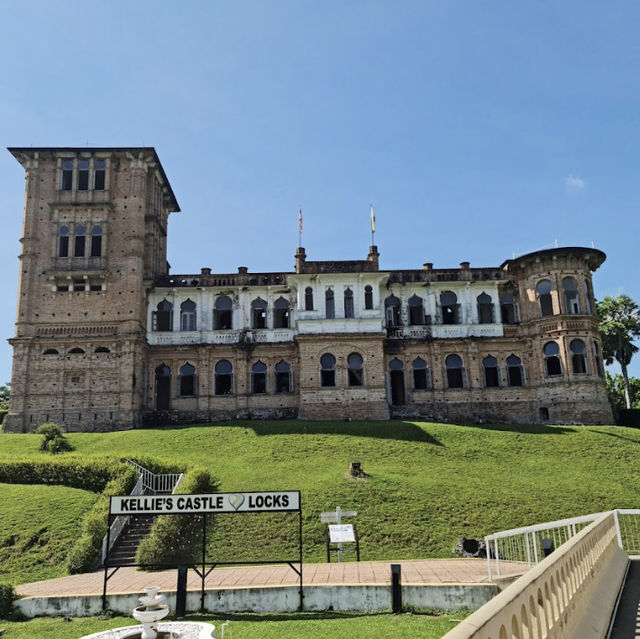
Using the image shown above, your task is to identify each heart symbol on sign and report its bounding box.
[229,494,245,511]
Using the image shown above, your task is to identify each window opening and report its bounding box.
[43,348,59,355]
[325,289,335,319]
[153,300,173,331]
[500,292,518,324]
[477,292,494,324]
[320,353,336,387]
[385,295,401,327]
[344,288,354,318]
[95,347,110,353]
[537,280,554,317]
[273,297,290,328]
[408,295,425,325]
[347,353,364,386]
[445,354,465,388]
[506,354,524,387]
[179,363,196,396]
[251,360,267,394]
[440,291,460,325]
[214,295,233,330]
[544,342,562,376]
[214,360,233,395]
[180,299,197,331]
[275,360,292,393]
[389,358,406,405]
[61,160,73,190]
[78,160,89,190]
[57,284,69,292]
[94,159,106,190]
[570,339,588,374]
[364,285,373,310]
[305,287,314,311]
[90,225,102,257]
[69,347,85,354]
[155,364,171,411]
[58,226,70,258]
[412,357,429,390]
[73,280,85,292]
[251,298,267,329]
[563,277,580,314]
[483,355,500,387]
[74,225,86,257]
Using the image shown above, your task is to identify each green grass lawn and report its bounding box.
[0,483,98,584]
[0,612,463,639]
[1,420,640,577]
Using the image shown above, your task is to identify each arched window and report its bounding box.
[214,295,233,330]
[445,354,465,388]
[275,360,292,393]
[344,288,354,318]
[155,364,171,410]
[389,358,406,405]
[78,160,89,190]
[90,225,102,257]
[544,342,562,376]
[477,293,494,324]
[251,297,267,329]
[180,299,197,331]
[273,297,290,328]
[325,289,335,319]
[214,360,233,395]
[320,353,336,387]
[500,292,518,324]
[570,339,588,374]
[179,363,196,396]
[412,357,429,390]
[347,353,364,386]
[385,295,401,327]
[74,225,86,258]
[440,291,460,325]
[483,355,500,387]
[43,348,59,355]
[593,342,603,377]
[153,299,173,332]
[408,295,425,325]
[506,354,524,387]
[251,360,267,394]
[364,285,373,310]
[69,347,85,354]
[305,287,314,311]
[537,280,554,317]
[57,226,70,257]
[584,279,594,314]
[563,277,580,314]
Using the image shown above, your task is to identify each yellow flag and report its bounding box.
[370,205,375,232]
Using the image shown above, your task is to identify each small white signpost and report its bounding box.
[320,506,357,562]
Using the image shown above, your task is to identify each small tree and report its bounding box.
[37,423,74,454]
[605,372,640,420]
[597,295,640,409]
[0,383,10,412]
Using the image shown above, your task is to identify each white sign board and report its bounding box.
[320,511,357,523]
[329,524,356,543]
[110,491,300,515]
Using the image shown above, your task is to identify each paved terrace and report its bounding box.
[17,558,526,598]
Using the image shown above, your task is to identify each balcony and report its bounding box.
[51,256,105,272]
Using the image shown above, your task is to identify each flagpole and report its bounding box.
[370,204,375,245]
[298,207,303,248]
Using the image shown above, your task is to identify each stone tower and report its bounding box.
[4,148,179,432]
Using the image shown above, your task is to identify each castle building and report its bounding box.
[4,147,613,432]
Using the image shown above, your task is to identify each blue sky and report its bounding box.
[0,1,639,384]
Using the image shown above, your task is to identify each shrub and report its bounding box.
[136,468,218,568]
[0,582,16,619]
[36,423,73,454]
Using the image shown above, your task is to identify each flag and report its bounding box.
[370,205,375,233]
[298,209,303,235]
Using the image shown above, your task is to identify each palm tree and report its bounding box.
[597,295,640,409]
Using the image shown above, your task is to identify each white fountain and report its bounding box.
[80,587,216,639]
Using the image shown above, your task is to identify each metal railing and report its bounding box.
[125,459,183,494]
[485,508,640,581]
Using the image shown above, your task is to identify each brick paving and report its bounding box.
[17,558,526,598]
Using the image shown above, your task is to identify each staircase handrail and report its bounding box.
[125,458,183,494]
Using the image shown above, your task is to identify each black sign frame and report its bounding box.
[102,490,303,612]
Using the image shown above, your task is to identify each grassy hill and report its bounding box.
[1,420,640,583]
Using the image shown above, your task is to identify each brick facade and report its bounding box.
[3,147,613,432]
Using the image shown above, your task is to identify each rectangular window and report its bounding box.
[252,373,266,394]
[215,375,232,395]
[56,284,69,292]
[181,312,196,331]
[94,160,106,190]
[74,235,85,257]
[90,284,102,292]
[61,160,73,190]
[90,235,102,257]
[58,236,69,258]
[73,280,85,291]
[413,369,428,390]
[508,366,523,387]
[276,372,291,393]
[321,370,335,387]
[77,160,89,190]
